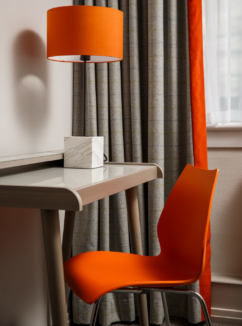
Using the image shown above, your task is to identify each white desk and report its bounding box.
[0,153,163,326]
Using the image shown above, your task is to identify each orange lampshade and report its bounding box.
[47,5,123,63]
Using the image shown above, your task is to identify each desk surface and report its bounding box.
[0,162,163,211]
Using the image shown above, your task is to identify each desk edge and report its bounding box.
[78,165,163,206]
[105,162,163,178]
[0,185,82,211]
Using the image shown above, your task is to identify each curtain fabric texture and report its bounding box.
[202,0,242,125]
[72,0,198,325]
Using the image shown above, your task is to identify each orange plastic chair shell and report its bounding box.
[64,164,218,304]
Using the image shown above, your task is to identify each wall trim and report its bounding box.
[211,308,242,325]
[207,123,242,131]
[207,130,242,148]
[212,273,242,285]
[211,274,242,324]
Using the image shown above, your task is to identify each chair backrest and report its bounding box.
[158,164,218,279]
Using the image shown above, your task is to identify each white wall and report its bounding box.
[208,148,242,277]
[0,0,73,157]
[208,148,242,323]
[0,1,72,325]
[0,208,48,326]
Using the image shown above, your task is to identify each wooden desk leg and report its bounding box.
[62,211,76,302]
[125,187,149,326]
[41,209,68,326]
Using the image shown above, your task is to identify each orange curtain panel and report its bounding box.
[187,0,210,320]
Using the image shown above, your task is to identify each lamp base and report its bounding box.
[64,136,104,169]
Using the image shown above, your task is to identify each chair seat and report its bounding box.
[64,250,198,304]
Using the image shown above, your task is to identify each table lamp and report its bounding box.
[47,5,123,168]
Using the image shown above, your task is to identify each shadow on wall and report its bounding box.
[13,30,49,152]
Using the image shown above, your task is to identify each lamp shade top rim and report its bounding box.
[47,5,122,13]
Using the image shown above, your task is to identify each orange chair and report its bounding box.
[64,164,219,326]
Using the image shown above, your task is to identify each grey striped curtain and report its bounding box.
[72,1,200,325]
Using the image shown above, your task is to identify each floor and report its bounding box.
[72,317,229,326]
[116,319,232,326]
[113,318,207,326]
[72,317,225,326]
[73,314,242,326]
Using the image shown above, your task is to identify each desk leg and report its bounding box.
[62,211,76,301]
[41,209,68,326]
[125,187,149,326]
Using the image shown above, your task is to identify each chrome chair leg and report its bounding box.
[111,287,212,326]
[191,291,212,326]
[161,292,171,326]
[89,297,102,326]
[147,288,212,326]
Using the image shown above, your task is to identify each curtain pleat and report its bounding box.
[72,0,200,325]
[147,1,165,322]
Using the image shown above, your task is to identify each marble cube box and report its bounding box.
[64,136,104,169]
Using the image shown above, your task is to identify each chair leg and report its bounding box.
[89,297,102,326]
[191,292,212,326]
[161,292,171,326]
[146,288,212,326]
